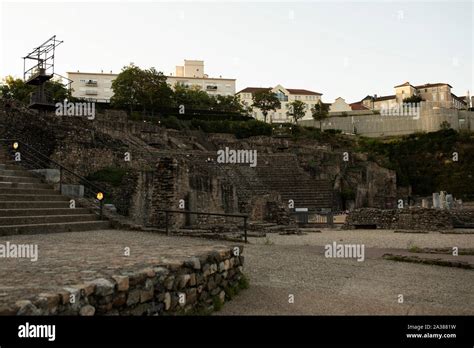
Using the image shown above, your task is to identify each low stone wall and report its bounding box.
[343,208,454,230]
[4,245,245,316]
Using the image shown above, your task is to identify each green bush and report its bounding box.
[324,129,342,135]
[161,115,184,130]
[86,167,126,186]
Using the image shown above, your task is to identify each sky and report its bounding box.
[1,1,473,103]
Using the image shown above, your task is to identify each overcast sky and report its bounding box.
[1,1,472,102]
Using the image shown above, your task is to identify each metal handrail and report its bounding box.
[157,209,248,243]
[0,138,107,218]
[1,138,105,193]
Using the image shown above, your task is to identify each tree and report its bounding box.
[252,90,281,123]
[213,94,245,114]
[440,121,451,130]
[1,76,33,104]
[46,79,70,102]
[287,100,306,123]
[173,84,212,110]
[141,67,173,115]
[403,95,423,104]
[311,100,329,130]
[1,75,69,104]
[111,64,145,114]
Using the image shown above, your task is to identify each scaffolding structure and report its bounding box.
[23,35,64,110]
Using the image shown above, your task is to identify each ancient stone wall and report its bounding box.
[343,208,454,230]
[1,106,399,228]
[6,245,245,316]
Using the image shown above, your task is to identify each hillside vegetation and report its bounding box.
[356,129,474,200]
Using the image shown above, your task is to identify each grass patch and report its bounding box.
[212,296,223,311]
[408,245,423,253]
[238,274,250,290]
[263,237,274,245]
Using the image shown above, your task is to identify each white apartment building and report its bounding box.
[67,60,235,103]
[66,71,116,103]
[237,85,322,123]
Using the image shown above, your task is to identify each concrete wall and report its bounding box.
[299,106,474,137]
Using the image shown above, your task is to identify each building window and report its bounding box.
[275,90,288,102]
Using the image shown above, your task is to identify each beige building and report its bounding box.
[237,85,322,123]
[167,60,236,96]
[360,82,468,110]
[67,71,117,103]
[329,97,352,113]
[67,60,235,102]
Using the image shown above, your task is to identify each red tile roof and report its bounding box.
[350,102,369,110]
[361,95,395,102]
[237,87,322,96]
[415,83,452,89]
[451,93,467,104]
[237,87,271,94]
[286,88,322,96]
[394,82,415,88]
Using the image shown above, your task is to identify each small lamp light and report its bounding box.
[12,142,19,150]
[96,192,104,201]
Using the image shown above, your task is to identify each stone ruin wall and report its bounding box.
[1,107,398,228]
[2,245,244,316]
[344,208,474,230]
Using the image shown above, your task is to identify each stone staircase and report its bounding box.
[256,154,334,211]
[0,147,110,236]
[185,152,334,212]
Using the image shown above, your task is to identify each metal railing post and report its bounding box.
[244,216,248,243]
[59,167,63,194]
[165,211,169,235]
[100,199,104,220]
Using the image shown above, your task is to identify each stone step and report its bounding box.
[282,193,333,198]
[0,188,59,195]
[0,201,71,209]
[0,182,53,190]
[0,220,110,236]
[0,169,35,177]
[0,164,26,171]
[0,194,69,202]
[0,208,91,217]
[0,175,41,184]
[0,214,99,226]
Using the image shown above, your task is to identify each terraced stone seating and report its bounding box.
[185,152,334,213]
[0,147,109,236]
[256,154,334,211]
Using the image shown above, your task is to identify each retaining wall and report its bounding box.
[2,245,245,316]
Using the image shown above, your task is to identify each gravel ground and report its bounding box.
[253,228,474,249]
[217,229,474,315]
